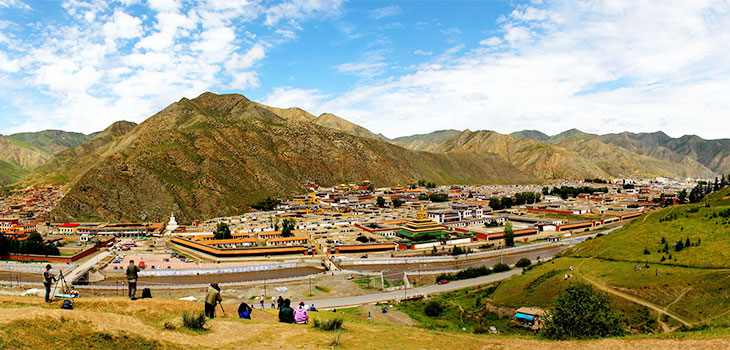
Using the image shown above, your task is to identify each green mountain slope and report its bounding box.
[7,130,92,153]
[0,136,54,179]
[509,129,549,142]
[49,93,527,223]
[261,105,385,140]
[21,121,137,186]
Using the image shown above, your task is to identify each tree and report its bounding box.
[424,301,443,317]
[542,283,625,340]
[392,199,403,208]
[281,218,296,237]
[214,223,232,240]
[376,196,385,208]
[489,198,502,211]
[269,215,280,231]
[678,190,687,204]
[515,258,531,268]
[503,221,515,247]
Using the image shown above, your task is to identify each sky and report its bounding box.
[1,0,730,139]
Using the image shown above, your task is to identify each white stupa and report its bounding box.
[166,212,179,233]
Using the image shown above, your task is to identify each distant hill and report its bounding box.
[391,130,463,151]
[509,130,549,142]
[22,121,137,186]
[48,93,527,223]
[393,129,716,180]
[261,105,386,141]
[0,136,54,185]
[7,130,92,153]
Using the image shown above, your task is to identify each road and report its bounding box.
[67,251,111,283]
[302,269,522,309]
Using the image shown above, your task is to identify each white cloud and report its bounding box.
[0,0,339,134]
[0,0,30,9]
[264,0,342,26]
[370,5,401,20]
[335,50,388,78]
[265,0,730,140]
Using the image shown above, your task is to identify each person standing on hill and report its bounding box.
[278,299,294,323]
[205,283,223,318]
[126,260,141,300]
[277,295,284,309]
[43,264,56,303]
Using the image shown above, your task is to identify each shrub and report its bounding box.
[424,301,443,317]
[473,325,490,334]
[542,283,625,340]
[492,263,510,273]
[313,317,344,331]
[515,258,531,268]
[181,312,207,330]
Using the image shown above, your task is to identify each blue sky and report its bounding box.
[1,1,730,139]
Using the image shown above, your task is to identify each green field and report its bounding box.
[569,188,730,268]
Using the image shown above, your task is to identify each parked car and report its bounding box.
[437,279,449,285]
[347,275,355,280]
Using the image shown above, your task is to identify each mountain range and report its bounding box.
[1,92,728,223]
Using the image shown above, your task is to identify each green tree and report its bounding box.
[392,199,403,208]
[503,221,514,247]
[281,218,296,237]
[542,283,625,340]
[214,223,232,240]
[376,196,386,208]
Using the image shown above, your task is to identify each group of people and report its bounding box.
[203,284,317,324]
[277,298,314,324]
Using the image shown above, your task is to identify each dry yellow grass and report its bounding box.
[1,296,730,349]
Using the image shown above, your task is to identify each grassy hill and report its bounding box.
[484,187,730,332]
[7,130,92,153]
[2,295,730,349]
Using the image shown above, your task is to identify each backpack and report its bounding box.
[141,288,152,299]
[61,299,74,310]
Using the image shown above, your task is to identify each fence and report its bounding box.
[133,262,299,277]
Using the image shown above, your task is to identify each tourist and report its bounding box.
[271,296,276,309]
[42,264,56,303]
[205,283,222,318]
[277,295,284,309]
[260,297,265,310]
[126,260,141,299]
[294,301,310,324]
[309,304,318,312]
[278,299,295,323]
[238,302,252,320]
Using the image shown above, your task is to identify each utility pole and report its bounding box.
[264,277,267,297]
[309,276,312,296]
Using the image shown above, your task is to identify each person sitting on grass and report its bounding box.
[309,304,318,312]
[278,299,295,324]
[238,302,252,320]
[294,301,310,324]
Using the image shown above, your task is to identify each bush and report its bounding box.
[181,312,207,330]
[515,258,531,268]
[355,236,369,243]
[542,283,625,340]
[492,263,510,273]
[424,301,443,317]
[312,317,344,331]
[473,325,490,334]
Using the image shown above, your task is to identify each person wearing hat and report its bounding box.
[293,301,310,324]
[205,282,223,318]
[42,264,56,303]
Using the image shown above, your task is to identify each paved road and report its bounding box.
[302,269,522,309]
[67,251,111,283]
[343,246,562,280]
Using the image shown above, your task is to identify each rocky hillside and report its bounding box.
[261,105,386,140]
[509,130,549,142]
[49,93,526,223]
[393,129,715,180]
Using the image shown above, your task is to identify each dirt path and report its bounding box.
[577,273,691,328]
